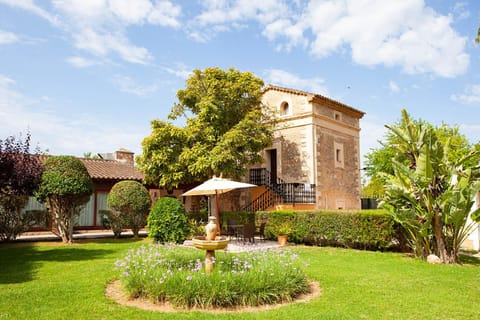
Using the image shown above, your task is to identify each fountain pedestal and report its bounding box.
[192,216,229,273]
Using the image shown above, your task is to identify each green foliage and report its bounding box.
[362,176,385,198]
[256,209,397,251]
[115,244,309,308]
[147,197,190,243]
[0,197,47,242]
[378,109,480,263]
[186,211,209,237]
[364,116,477,183]
[36,156,92,200]
[35,155,93,243]
[0,132,44,241]
[107,180,151,237]
[137,67,274,188]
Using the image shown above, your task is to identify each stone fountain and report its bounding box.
[192,216,229,273]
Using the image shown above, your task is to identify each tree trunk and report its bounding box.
[432,212,449,263]
[50,199,71,244]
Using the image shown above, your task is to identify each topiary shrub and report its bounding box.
[107,180,151,238]
[147,197,190,243]
[35,155,93,244]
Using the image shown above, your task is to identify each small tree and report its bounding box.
[107,180,151,238]
[147,197,190,243]
[0,133,44,242]
[35,156,93,244]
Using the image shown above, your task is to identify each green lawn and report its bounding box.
[0,239,479,319]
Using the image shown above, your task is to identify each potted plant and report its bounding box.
[274,221,292,246]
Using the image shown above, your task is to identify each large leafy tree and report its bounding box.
[377,110,480,263]
[0,133,44,241]
[137,67,274,188]
[35,156,93,244]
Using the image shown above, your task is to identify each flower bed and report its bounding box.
[114,244,310,309]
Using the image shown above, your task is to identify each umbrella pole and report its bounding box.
[215,190,221,236]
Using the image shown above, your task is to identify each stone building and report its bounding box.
[246,85,365,210]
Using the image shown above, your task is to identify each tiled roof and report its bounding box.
[264,84,365,118]
[34,154,143,181]
[80,158,143,181]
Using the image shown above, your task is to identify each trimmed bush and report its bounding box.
[107,180,151,237]
[256,209,399,251]
[147,197,190,243]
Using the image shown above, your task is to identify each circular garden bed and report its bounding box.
[111,244,316,311]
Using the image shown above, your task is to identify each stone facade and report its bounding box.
[257,85,365,210]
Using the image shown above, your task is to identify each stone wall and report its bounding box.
[276,128,311,183]
[315,126,361,209]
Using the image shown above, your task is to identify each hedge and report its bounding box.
[256,209,401,251]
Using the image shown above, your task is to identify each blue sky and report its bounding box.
[1,0,480,166]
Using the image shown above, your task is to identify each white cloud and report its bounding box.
[0,74,15,86]
[452,2,470,21]
[195,0,286,26]
[189,0,289,41]
[303,0,469,77]
[0,30,18,45]
[264,69,329,96]
[147,0,182,28]
[162,64,192,80]
[0,74,143,156]
[73,29,153,64]
[66,56,98,68]
[388,81,400,93]
[52,1,182,64]
[190,0,469,78]
[113,75,158,96]
[0,0,59,25]
[2,0,181,65]
[53,0,181,27]
[451,84,480,104]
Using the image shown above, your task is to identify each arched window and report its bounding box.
[280,101,290,116]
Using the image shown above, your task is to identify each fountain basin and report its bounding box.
[192,236,229,251]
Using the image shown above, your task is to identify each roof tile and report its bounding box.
[80,158,143,181]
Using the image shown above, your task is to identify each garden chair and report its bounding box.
[226,219,239,239]
[255,222,266,242]
[242,223,255,243]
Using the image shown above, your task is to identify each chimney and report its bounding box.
[115,148,134,166]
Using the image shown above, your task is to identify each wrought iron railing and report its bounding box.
[242,168,315,211]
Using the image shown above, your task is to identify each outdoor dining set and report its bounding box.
[225,220,266,243]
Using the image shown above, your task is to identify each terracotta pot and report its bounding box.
[277,235,288,246]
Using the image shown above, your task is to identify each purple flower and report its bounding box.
[186,276,193,281]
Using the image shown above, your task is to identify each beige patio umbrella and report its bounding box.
[182,176,256,235]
